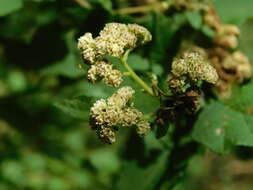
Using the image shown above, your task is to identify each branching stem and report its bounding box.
[121,50,155,97]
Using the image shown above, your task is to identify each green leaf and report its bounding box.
[54,96,92,120]
[122,77,160,114]
[2,161,25,185]
[6,70,27,93]
[41,53,85,78]
[89,148,120,173]
[0,0,23,17]
[201,25,215,38]
[226,82,253,113]
[47,177,69,190]
[41,31,85,78]
[116,151,168,190]
[192,101,253,154]
[185,11,202,29]
[128,54,149,71]
[148,12,177,64]
[22,152,46,170]
[82,82,115,98]
[152,63,164,76]
[239,19,253,62]
[213,0,253,24]
[68,171,90,188]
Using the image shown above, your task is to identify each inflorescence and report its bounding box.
[77,23,152,144]
[90,86,151,144]
[78,23,152,87]
[169,51,218,91]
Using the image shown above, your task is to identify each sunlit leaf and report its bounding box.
[192,101,253,154]
[0,0,23,16]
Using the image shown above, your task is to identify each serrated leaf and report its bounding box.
[192,101,253,154]
[213,0,253,24]
[54,96,92,120]
[0,0,23,17]
[116,151,168,190]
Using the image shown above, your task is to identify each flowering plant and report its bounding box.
[1,0,253,189]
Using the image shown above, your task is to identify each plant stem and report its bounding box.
[73,0,91,9]
[121,50,155,97]
[113,2,172,15]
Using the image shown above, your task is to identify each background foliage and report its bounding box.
[0,0,253,189]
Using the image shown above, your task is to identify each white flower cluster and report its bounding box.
[77,23,152,87]
[90,86,151,144]
[78,23,152,63]
[87,61,123,87]
[171,51,218,84]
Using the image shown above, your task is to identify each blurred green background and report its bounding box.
[1,0,253,190]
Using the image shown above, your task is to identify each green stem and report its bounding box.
[121,50,155,97]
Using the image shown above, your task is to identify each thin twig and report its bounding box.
[73,0,92,9]
[113,2,171,15]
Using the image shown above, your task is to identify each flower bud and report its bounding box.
[77,33,97,64]
[222,51,252,82]
[171,52,218,84]
[128,24,152,45]
[87,61,123,87]
[78,23,152,63]
[136,120,151,137]
[90,86,150,143]
[98,127,116,144]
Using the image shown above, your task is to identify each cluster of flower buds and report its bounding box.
[87,61,123,87]
[212,48,252,99]
[202,6,240,49]
[78,23,152,63]
[90,86,151,144]
[201,4,252,98]
[222,51,252,82]
[77,23,152,87]
[214,25,240,49]
[169,51,218,91]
